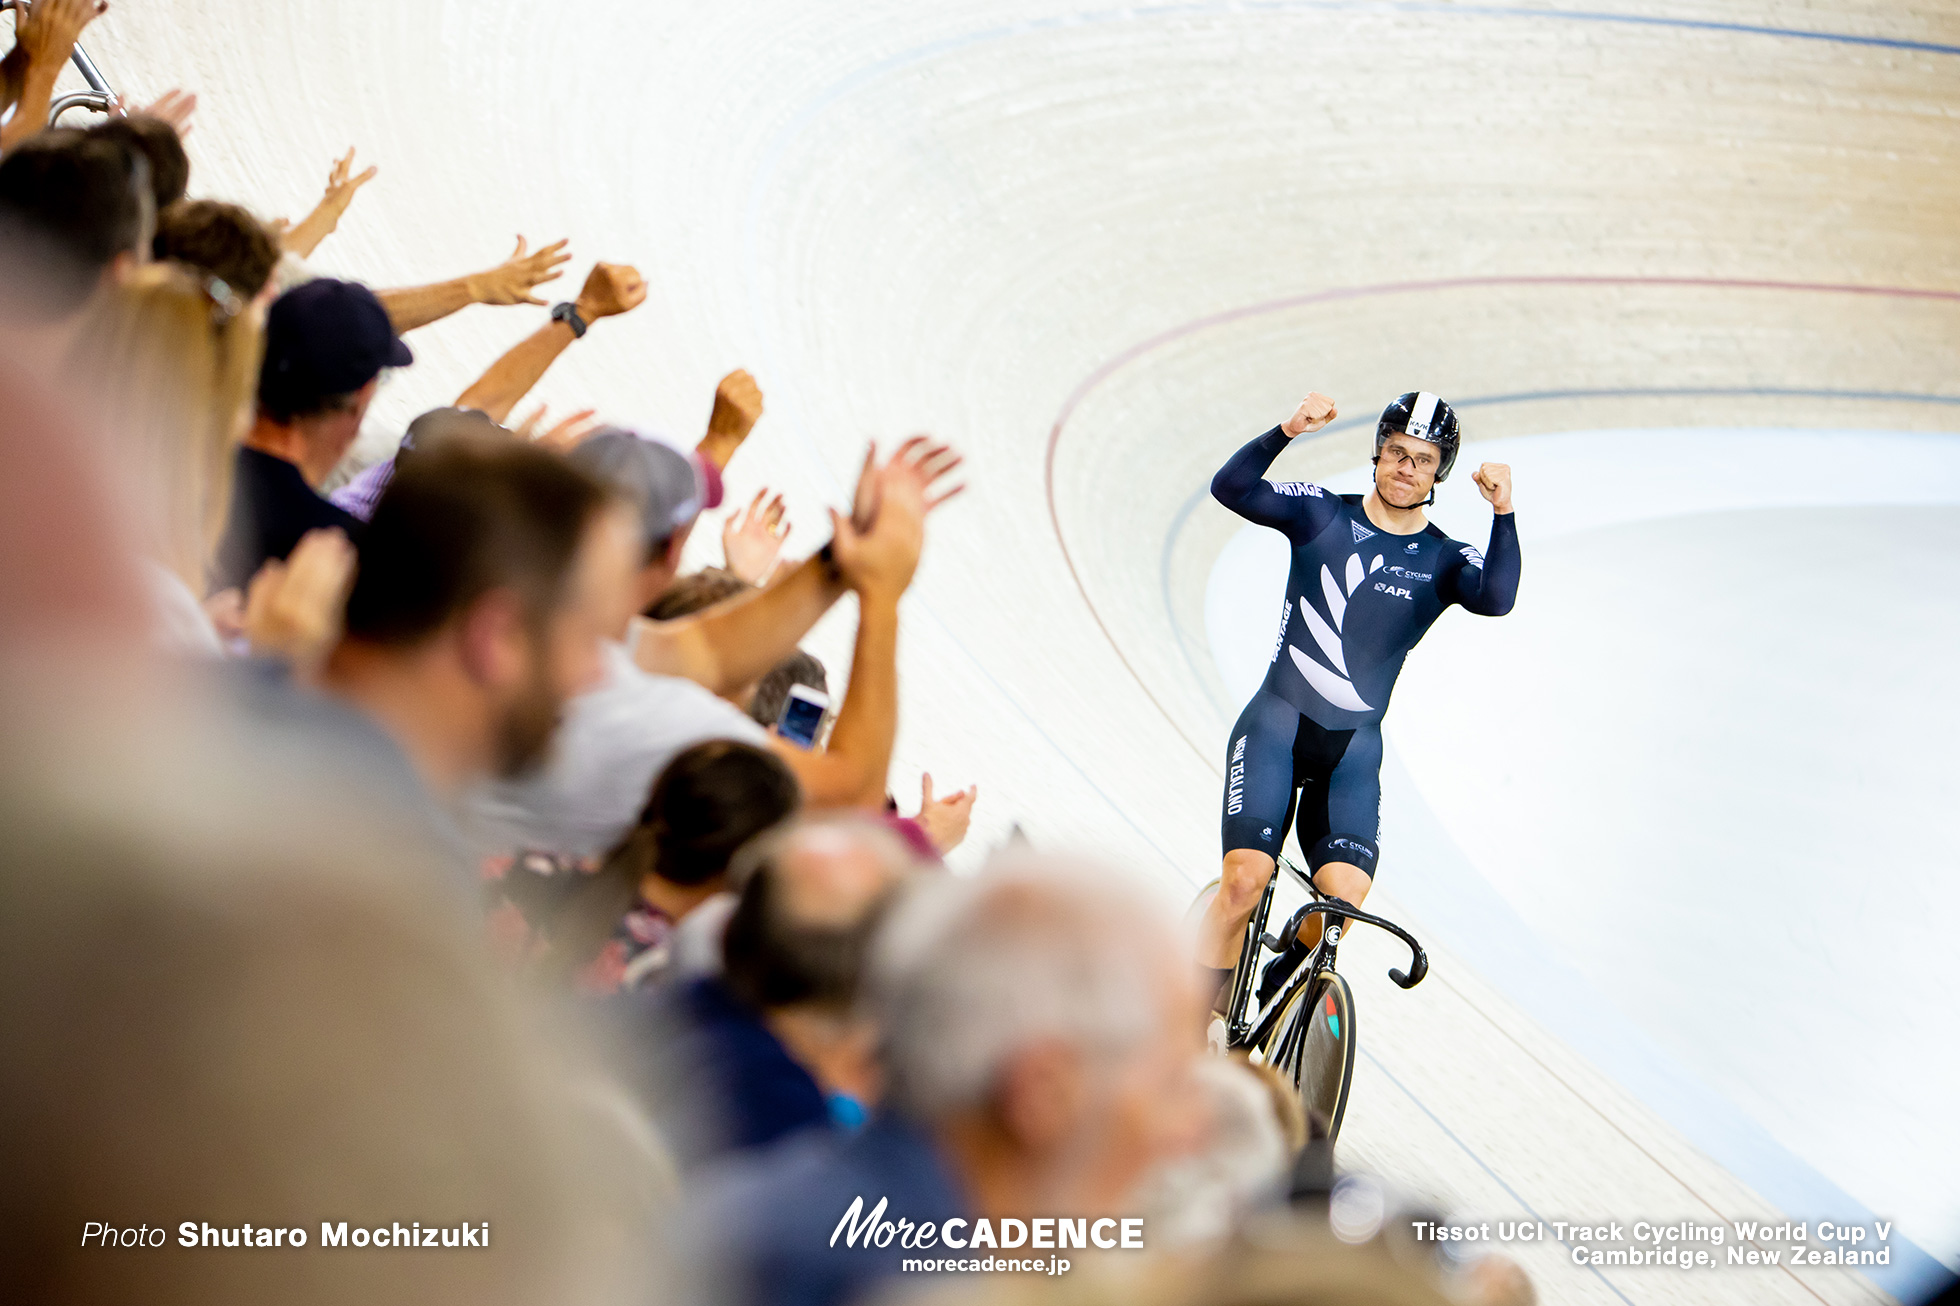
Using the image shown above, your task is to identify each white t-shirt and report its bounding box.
[466,639,768,861]
[145,561,223,657]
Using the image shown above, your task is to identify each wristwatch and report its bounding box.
[550,301,588,338]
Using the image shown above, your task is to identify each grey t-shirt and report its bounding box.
[467,640,768,861]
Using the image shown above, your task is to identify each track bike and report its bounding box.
[1192,854,1427,1144]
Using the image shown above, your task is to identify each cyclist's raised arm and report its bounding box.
[1210,394,1343,540]
[1442,462,1519,615]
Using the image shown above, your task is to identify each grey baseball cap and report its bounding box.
[568,427,724,553]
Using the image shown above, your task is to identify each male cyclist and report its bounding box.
[1195,390,1520,1015]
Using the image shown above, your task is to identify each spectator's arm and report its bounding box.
[766,440,960,808]
[377,236,571,334]
[280,148,376,258]
[453,261,643,423]
[631,552,847,695]
[773,589,899,808]
[1,0,104,153]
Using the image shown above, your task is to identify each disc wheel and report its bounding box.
[1268,971,1357,1145]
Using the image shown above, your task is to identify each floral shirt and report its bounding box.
[481,850,676,995]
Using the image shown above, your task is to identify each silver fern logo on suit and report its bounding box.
[1288,549,1386,712]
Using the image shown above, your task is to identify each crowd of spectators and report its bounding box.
[0,9,1534,1306]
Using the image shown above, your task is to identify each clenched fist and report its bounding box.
[573,262,647,321]
[1472,462,1513,514]
[1281,392,1338,438]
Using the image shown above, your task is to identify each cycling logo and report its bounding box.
[1288,550,1386,712]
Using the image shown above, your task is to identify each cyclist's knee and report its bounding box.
[1217,849,1274,913]
[1313,860,1373,905]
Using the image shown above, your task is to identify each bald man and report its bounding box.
[629,815,921,1167]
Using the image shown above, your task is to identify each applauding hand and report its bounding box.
[243,528,356,675]
[915,772,978,855]
[722,488,790,584]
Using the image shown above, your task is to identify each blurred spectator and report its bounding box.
[644,567,834,731]
[0,127,149,348]
[471,435,957,864]
[0,694,665,1306]
[330,405,505,521]
[309,438,630,876]
[641,815,917,1168]
[153,198,283,304]
[328,261,647,520]
[747,647,829,728]
[0,349,661,1306]
[0,0,105,152]
[1463,1254,1539,1306]
[64,262,261,652]
[212,277,411,590]
[87,112,188,209]
[1133,1056,1290,1249]
[502,739,802,993]
[685,854,1208,1306]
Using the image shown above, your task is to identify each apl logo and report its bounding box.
[1288,549,1384,712]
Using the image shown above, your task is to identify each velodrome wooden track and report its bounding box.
[73,4,1957,1302]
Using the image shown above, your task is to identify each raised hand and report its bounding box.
[699,368,764,469]
[828,437,964,602]
[571,261,647,321]
[1472,462,1513,514]
[467,235,571,307]
[135,87,196,135]
[1281,392,1339,438]
[535,407,601,452]
[243,528,356,673]
[915,772,977,856]
[721,487,789,584]
[878,435,965,514]
[281,148,377,256]
[15,0,106,64]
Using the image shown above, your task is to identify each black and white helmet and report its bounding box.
[1375,392,1461,482]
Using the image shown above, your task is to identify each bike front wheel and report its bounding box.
[1267,970,1357,1145]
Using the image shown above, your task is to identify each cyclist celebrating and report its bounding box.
[1195,390,1520,1011]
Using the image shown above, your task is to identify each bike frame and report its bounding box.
[1224,856,1428,1051]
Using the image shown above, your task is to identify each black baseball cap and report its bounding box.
[258,278,413,416]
